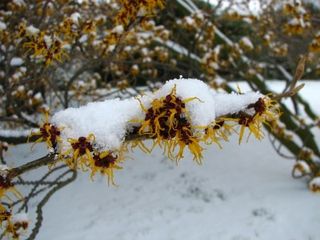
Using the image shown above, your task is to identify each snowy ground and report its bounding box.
[4,81,320,240]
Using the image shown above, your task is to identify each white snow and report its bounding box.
[33,92,42,100]
[287,0,301,5]
[213,91,262,117]
[185,16,195,25]
[112,25,124,34]
[13,0,25,6]
[43,35,52,48]
[52,78,262,152]
[12,213,28,223]
[148,78,217,126]
[0,129,33,138]
[176,0,195,13]
[153,36,201,62]
[26,25,40,36]
[17,85,25,92]
[240,36,254,49]
[52,98,142,151]
[0,21,6,31]
[296,6,307,15]
[309,177,320,190]
[78,34,88,43]
[295,160,311,174]
[288,17,301,26]
[10,57,24,67]
[70,12,81,24]
[0,164,9,176]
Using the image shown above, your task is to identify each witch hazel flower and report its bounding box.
[309,177,320,193]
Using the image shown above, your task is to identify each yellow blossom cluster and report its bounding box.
[270,121,293,141]
[0,167,28,239]
[3,216,29,240]
[63,135,124,185]
[283,1,311,35]
[1,0,166,67]
[18,25,66,65]
[131,86,280,164]
[30,119,61,150]
[5,76,46,116]
[309,32,320,53]
[31,85,280,185]
[292,159,320,193]
[256,17,289,57]
[116,0,165,26]
[309,177,320,192]
[177,11,216,55]
[31,124,124,185]
[133,86,204,163]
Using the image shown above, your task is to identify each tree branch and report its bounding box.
[26,170,77,240]
[8,154,56,179]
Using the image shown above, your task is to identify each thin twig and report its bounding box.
[26,170,77,240]
[8,154,56,179]
[273,55,307,101]
[267,132,295,160]
[17,165,68,212]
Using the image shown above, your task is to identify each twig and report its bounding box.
[8,154,56,179]
[0,134,40,145]
[6,132,149,180]
[26,170,77,240]
[17,165,68,212]
[273,55,307,101]
[267,132,295,160]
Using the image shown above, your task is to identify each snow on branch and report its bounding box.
[26,78,279,184]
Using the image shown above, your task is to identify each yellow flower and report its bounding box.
[0,168,23,229]
[203,119,236,148]
[309,39,320,53]
[236,97,280,144]
[175,135,203,164]
[82,20,96,34]
[116,0,165,26]
[133,85,204,162]
[44,39,68,66]
[283,3,295,15]
[59,18,78,40]
[3,214,29,240]
[292,160,312,178]
[30,113,61,150]
[23,33,67,65]
[62,134,125,184]
[64,134,95,169]
[309,177,320,193]
[284,23,304,35]
[1,165,22,199]
[89,150,124,185]
[23,32,47,57]
[0,204,11,226]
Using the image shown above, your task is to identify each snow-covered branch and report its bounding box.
[13,78,278,185]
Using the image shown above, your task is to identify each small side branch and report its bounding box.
[273,56,307,101]
[8,154,56,179]
[26,170,77,240]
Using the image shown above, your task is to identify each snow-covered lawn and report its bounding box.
[4,81,320,240]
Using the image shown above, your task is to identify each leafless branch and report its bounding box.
[273,56,307,101]
[26,170,77,240]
